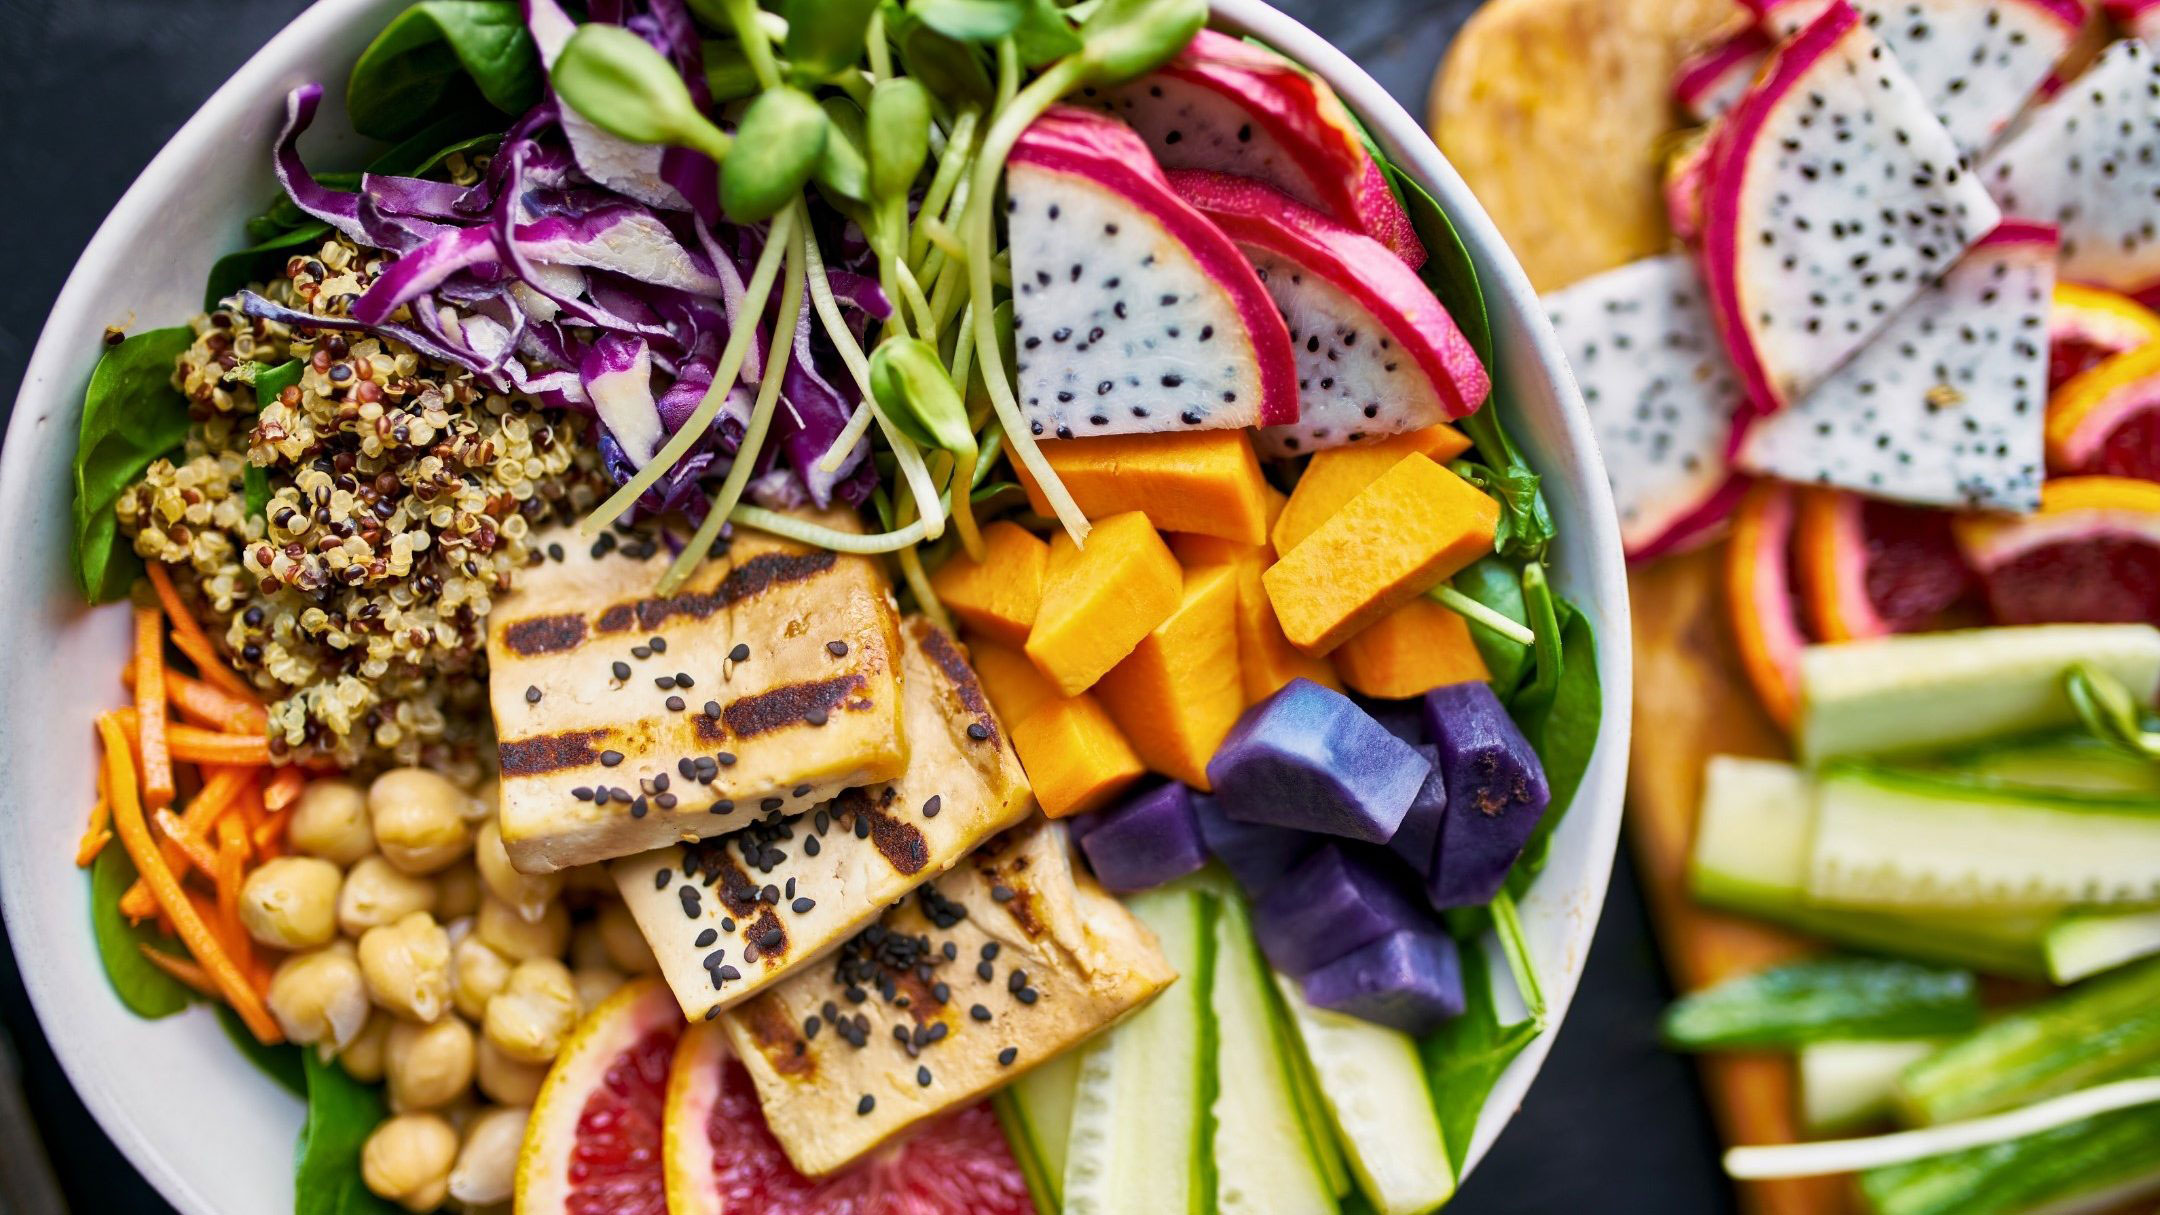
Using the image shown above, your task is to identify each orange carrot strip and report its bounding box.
[263,766,307,813]
[137,946,222,999]
[251,807,290,852]
[98,713,280,1043]
[77,763,114,867]
[108,708,271,767]
[133,604,176,810]
[143,563,254,701]
[214,816,248,940]
[168,672,269,735]
[152,809,221,874]
[119,767,255,917]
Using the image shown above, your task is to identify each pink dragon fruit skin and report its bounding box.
[1084,29,1426,269]
[1674,26,1773,125]
[1700,0,2002,421]
[1168,170,1490,456]
[1006,106,1299,440]
[2111,0,2160,40]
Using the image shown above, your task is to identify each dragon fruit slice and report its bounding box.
[1752,0,2085,162]
[1700,0,2002,418]
[1084,29,1424,267]
[1982,39,2160,300]
[1006,106,1298,441]
[1541,254,1749,559]
[1169,170,1489,456]
[2111,0,2160,41]
[1675,26,1773,125]
[1736,220,2058,510]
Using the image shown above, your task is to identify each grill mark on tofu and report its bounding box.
[746,907,789,964]
[596,587,727,635]
[835,786,930,876]
[679,838,766,917]
[723,675,870,738]
[980,849,1047,939]
[502,612,588,656]
[499,728,607,776]
[742,997,815,1077]
[721,550,839,603]
[917,624,1000,746]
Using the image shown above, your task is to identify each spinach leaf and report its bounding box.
[1505,588,1600,898]
[242,362,302,519]
[72,328,195,603]
[295,1052,401,1215]
[204,223,332,313]
[216,1004,307,1098]
[367,117,503,178]
[1379,160,1490,365]
[1422,938,1540,1175]
[89,846,193,1018]
[1451,556,1531,696]
[346,1,542,141]
[247,173,362,245]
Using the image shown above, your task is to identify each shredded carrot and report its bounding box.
[77,762,114,867]
[121,664,269,733]
[251,807,290,852]
[119,767,256,919]
[263,766,307,813]
[214,815,248,942]
[152,809,221,874]
[137,946,222,999]
[132,604,176,809]
[98,713,280,1043]
[142,563,254,701]
[109,708,272,767]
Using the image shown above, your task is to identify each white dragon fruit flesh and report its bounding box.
[1699,0,2002,418]
[1169,170,1490,457]
[1981,39,2160,301]
[1085,29,1425,268]
[1543,254,1749,559]
[1752,0,2085,163]
[1006,106,1298,441]
[1675,26,1773,124]
[1737,220,2058,509]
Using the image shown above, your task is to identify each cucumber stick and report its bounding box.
[1807,766,2160,911]
[1661,958,1978,1051]
[993,1089,1062,1214]
[999,1049,1083,1209]
[2046,909,2160,985]
[1926,731,2160,796]
[1211,895,1337,1215]
[1689,757,2052,978]
[1858,1100,2160,1215]
[1276,982,1354,1199]
[1274,975,1454,1215]
[1798,1040,1945,1134]
[1062,885,1215,1215]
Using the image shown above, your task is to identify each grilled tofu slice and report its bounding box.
[488,517,907,872]
[720,817,1176,1177]
[613,616,1035,1020]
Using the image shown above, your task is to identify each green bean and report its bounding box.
[721,86,829,222]
[552,26,733,161]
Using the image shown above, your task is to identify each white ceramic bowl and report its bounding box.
[0,2,1632,1209]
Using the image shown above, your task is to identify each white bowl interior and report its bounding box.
[0,1,1631,1209]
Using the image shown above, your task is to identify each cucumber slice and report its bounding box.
[1798,1039,1945,1134]
[1689,756,2052,978]
[993,1089,1063,1214]
[1276,980,1354,1198]
[1797,624,2160,763]
[1660,959,1978,1051]
[2047,909,2160,985]
[1274,974,1454,1215]
[1212,895,1337,1215]
[1807,766,2160,911]
[1858,1100,2160,1215]
[1062,886,1216,1215]
[1001,1049,1083,1207]
[1922,731,2160,797]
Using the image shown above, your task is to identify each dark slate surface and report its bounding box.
[0,0,1738,1210]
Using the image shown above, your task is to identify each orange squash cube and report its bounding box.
[1333,597,1491,699]
[931,521,1048,648]
[1273,424,1474,554]
[1012,430,1272,544]
[1026,512,1182,695]
[1094,565,1245,788]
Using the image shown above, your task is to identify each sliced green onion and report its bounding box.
[1490,888,1547,1029]
[1430,584,1535,647]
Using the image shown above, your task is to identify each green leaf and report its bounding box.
[368,124,502,177]
[1076,0,1206,83]
[553,24,734,157]
[72,327,195,603]
[203,223,332,312]
[1449,555,1531,694]
[786,0,885,78]
[215,1004,307,1098]
[1380,158,1490,365]
[720,86,829,221]
[1505,589,1599,897]
[1662,958,1982,1051]
[346,0,542,141]
[886,4,994,105]
[295,1052,401,1215]
[1422,940,1539,1174]
[88,847,193,1019]
[910,0,1025,42]
[1012,0,1083,65]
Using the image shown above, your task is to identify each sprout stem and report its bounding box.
[865,7,892,81]
[1429,584,1535,646]
[911,109,979,266]
[896,543,954,633]
[720,0,782,89]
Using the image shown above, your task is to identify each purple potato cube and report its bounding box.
[1301,926,1467,1035]
[1385,744,1448,875]
[1355,695,1427,746]
[1193,791,1314,897]
[1207,679,1434,844]
[1253,845,1429,976]
[1421,682,1552,909]
[1076,783,1208,893]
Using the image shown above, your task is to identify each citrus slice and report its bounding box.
[1954,476,2160,626]
[1724,481,1810,727]
[2049,282,2160,392]
[663,1020,1035,1215]
[2046,342,2160,479]
[1793,489,1973,642]
[517,977,683,1215]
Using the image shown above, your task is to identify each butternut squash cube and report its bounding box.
[1333,597,1491,699]
[931,521,1048,648]
[1012,430,1271,544]
[1264,455,1499,657]
[1273,424,1474,554]
[968,636,1060,724]
[1094,565,1244,788]
[1010,696,1149,818]
[1218,551,1340,704]
[1168,532,1263,568]
[1025,512,1182,696]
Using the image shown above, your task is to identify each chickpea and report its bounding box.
[475,819,563,923]
[476,894,569,963]
[573,967,625,1012]
[338,856,437,938]
[358,912,452,1023]
[451,934,514,1023]
[385,1016,476,1112]
[368,767,472,875]
[341,1013,392,1084]
[596,900,659,975]
[484,958,579,1065]
[433,860,482,922]
[287,778,374,865]
[238,857,342,950]
[465,779,502,825]
[475,1037,547,1106]
[267,945,369,1051]
[361,1113,458,1213]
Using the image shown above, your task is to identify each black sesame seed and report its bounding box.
[704,701,721,718]
[718,751,737,766]
[917,1066,933,1087]
[675,672,694,688]
[600,750,625,767]
[998,1047,1018,1066]
[632,645,652,659]
[705,1005,722,1020]
[971,1004,992,1022]
[525,685,542,704]
[805,708,828,726]
[630,797,648,818]
[611,661,631,681]
[703,949,727,968]
[656,793,678,810]
[826,640,849,657]
[793,897,815,913]
[931,982,950,1003]
[762,797,784,812]
[723,918,737,932]
[695,928,718,947]
[719,965,741,981]
[981,942,1000,960]
[1009,970,1028,992]
[654,868,672,890]
[922,795,942,818]
[1017,987,1039,1004]
[649,636,667,653]
[804,836,821,856]
[858,1095,876,1115]
[991,884,1016,902]
[666,695,685,712]
[710,799,735,814]
[977,961,996,981]
[657,675,676,690]
[966,723,990,741]
[573,786,594,801]
[730,643,750,662]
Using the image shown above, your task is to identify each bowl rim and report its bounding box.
[0,0,1632,1207]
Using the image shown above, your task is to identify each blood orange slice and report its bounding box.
[1793,489,1974,642]
[517,977,682,1215]
[1954,476,2160,626]
[1724,481,1809,727]
[2049,283,2160,392]
[2047,343,2160,480]
[664,1020,1035,1215]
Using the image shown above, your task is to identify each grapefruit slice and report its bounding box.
[1724,481,1810,727]
[663,1020,1035,1215]
[517,977,682,1215]
[2047,343,2160,480]
[2049,283,2160,392]
[1793,489,1974,642]
[1954,476,2160,626]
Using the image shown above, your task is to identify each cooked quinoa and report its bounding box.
[115,235,608,772]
